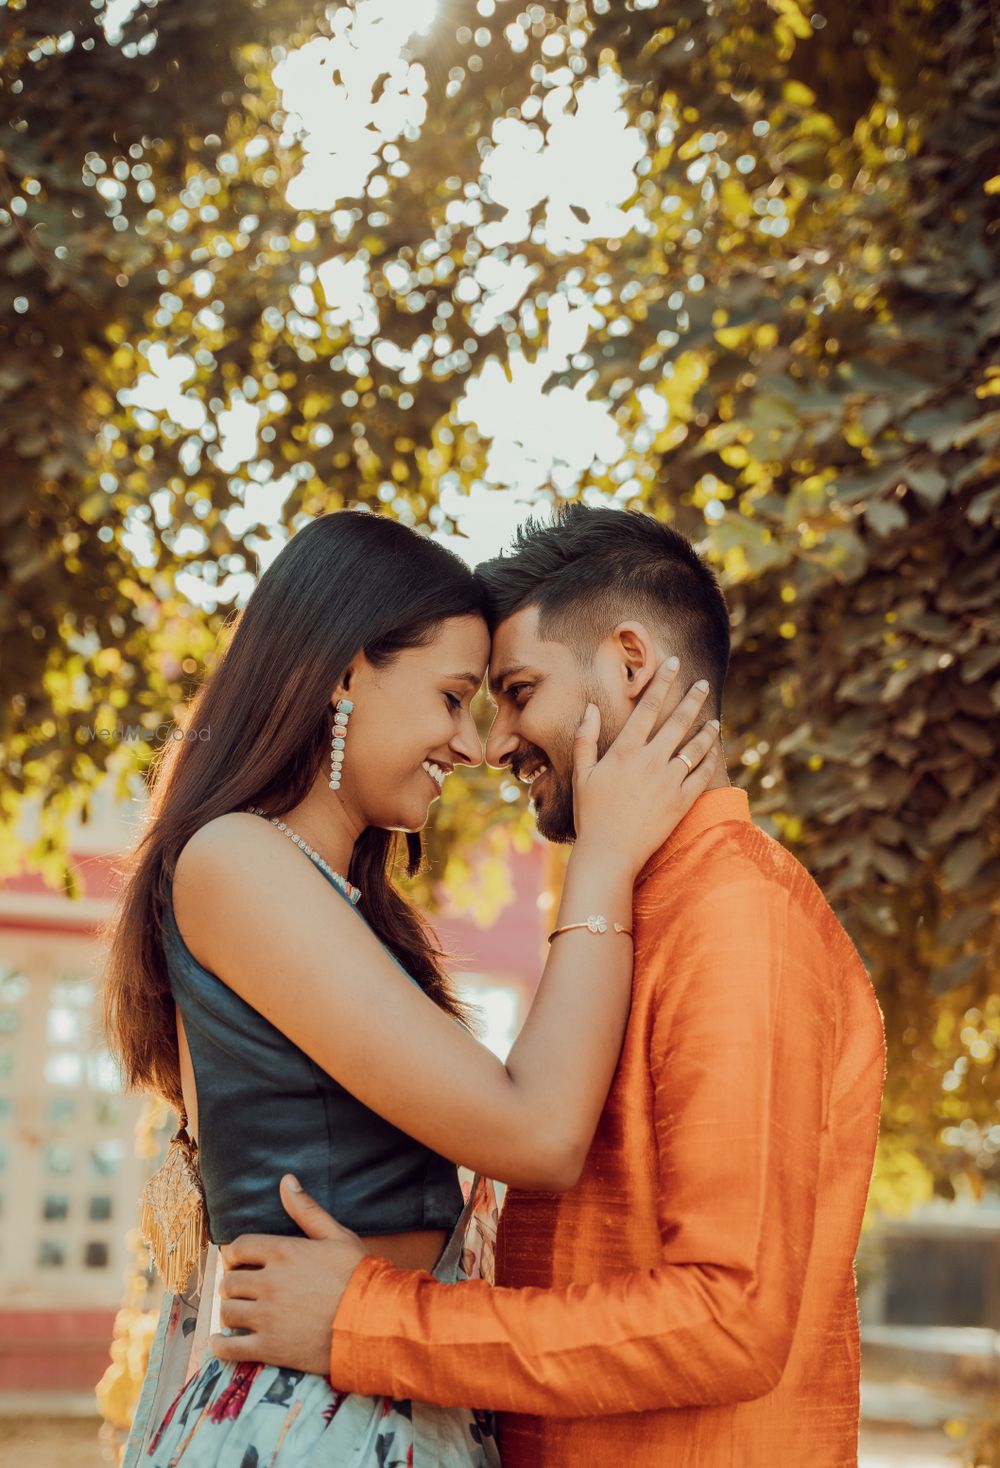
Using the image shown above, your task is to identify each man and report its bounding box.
[214,505,887,1465]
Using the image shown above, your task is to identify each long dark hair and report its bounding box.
[102,510,488,1112]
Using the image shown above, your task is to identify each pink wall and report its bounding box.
[0,1309,117,1392]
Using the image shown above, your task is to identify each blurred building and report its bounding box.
[0,783,146,1409]
[858,1200,1000,1448]
[0,780,548,1411]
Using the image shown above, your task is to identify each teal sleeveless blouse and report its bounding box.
[163,850,464,1244]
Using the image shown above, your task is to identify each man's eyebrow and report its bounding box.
[488,664,529,698]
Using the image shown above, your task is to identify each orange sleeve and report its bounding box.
[330,879,838,1416]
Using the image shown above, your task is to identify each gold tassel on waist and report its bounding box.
[138,1114,209,1293]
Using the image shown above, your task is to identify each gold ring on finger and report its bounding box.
[676,751,694,772]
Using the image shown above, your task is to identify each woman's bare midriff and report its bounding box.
[176,1005,450,1276]
[359,1225,449,1272]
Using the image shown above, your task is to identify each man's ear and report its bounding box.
[608,622,661,702]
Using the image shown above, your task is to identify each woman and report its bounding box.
[103,509,719,1466]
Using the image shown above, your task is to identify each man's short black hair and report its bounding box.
[475,503,731,714]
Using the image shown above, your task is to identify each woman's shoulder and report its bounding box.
[174,810,274,887]
[179,808,264,856]
[172,812,299,974]
[171,816,256,974]
[173,811,363,970]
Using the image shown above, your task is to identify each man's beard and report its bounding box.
[533,764,577,844]
[515,686,618,845]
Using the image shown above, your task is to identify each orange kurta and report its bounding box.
[329,787,887,1467]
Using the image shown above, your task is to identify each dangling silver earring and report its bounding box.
[329,699,352,791]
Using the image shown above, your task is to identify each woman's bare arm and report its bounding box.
[176,817,624,1189]
[173,677,718,1190]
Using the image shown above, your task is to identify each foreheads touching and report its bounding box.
[477,504,731,724]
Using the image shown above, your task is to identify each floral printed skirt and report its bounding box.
[122,1174,502,1468]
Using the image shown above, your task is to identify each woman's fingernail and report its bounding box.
[709,719,721,730]
[284,1174,302,1192]
[695,679,709,692]
[666,655,680,670]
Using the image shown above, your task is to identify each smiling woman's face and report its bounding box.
[338,613,490,833]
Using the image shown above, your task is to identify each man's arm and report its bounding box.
[329,877,844,1417]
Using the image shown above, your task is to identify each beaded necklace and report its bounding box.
[244,805,362,905]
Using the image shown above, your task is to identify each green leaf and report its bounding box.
[831,465,903,504]
[904,465,948,506]
[960,644,1000,682]
[870,844,915,883]
[865,498,909,536]
[950,718,994,757]
[902,400,979,452]
[940,835,988,891]
[953,410,1000,449]
[929,951,984,995]
[935,907,993,946]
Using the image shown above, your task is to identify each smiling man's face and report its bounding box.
[485,606,619,843]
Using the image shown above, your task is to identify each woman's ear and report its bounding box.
[334,650,370,701]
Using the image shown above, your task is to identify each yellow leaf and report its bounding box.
[720,177,753,222]
[94,647,122,675]
[301,393,328,420]
[783,77,817,105]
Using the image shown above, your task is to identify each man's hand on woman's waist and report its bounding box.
[210,1173,370,1376]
